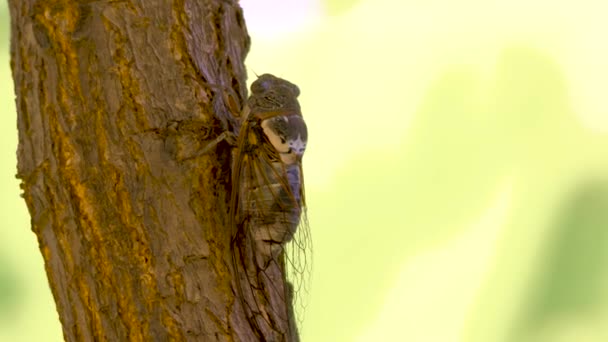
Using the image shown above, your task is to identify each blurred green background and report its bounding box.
[3,0,608,341]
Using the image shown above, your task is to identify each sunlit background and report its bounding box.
[2,0,608,341]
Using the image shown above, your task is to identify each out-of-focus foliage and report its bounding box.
[323,0,361,16]
[0,256,20,319]
[0,9,7,43]
[511,182,608,342]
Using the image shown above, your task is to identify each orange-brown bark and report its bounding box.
[5,0,279,340]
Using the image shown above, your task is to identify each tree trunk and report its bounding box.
[6,0,293,340]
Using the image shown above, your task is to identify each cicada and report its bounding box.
[228,74,311,342]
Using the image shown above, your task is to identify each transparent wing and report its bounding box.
[230,121,311,339]
[283,163,312,326]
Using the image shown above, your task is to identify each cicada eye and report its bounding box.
[251,74,300,98]
[251,74,276,94]
[288,83,300,97]
[278,82,300,97]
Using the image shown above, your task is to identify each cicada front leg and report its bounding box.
[194,130,238,156]
[176,82,248,161]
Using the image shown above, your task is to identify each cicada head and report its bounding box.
[251,73,300,97]
[248,74,301,119]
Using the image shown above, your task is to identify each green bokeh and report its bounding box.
[323,0,361,16]
[0,256,21,319]
[511,181,608,341]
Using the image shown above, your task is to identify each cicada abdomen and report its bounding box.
[230,74,310,342]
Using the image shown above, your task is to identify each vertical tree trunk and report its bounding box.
[5,0,290,340]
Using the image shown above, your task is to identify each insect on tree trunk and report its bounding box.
[8,0,300,340]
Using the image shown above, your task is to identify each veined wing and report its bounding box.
[229,74,310,341]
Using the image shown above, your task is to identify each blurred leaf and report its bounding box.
[0,2,8,50]
[307,65,501,341]
[0,257,22,322]
[513,181,608,339]
[323,0,361,16]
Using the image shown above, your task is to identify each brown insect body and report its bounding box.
[229,74,309,341]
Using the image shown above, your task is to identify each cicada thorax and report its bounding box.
[230,74,308,342]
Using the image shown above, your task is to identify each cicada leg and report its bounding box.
[197,130,237,155]
[178,130,237,162]
[178,82,244,161]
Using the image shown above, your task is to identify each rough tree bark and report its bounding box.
[7,0,293,340]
